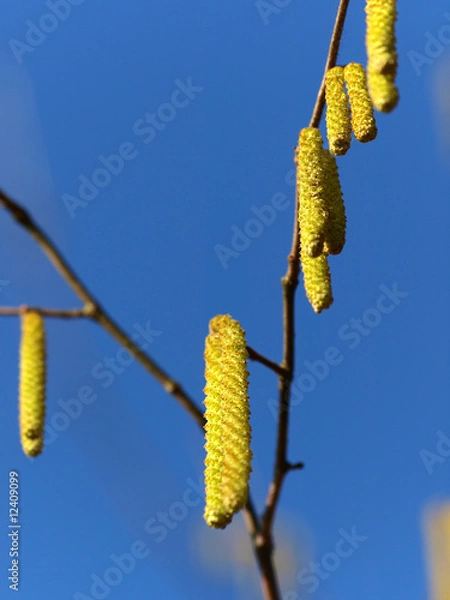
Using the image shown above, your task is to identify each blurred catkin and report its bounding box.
[325,66,352,156]
[203,315,251,529]
[19,311,46,457]
[322,150,346,256]
[344,63,378,143]
[301,253,333,313]
[365,0,399,112]
[297,127,329,258]
[424,504,450,600]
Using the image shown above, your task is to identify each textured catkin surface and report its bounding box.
[19,312,46,457]
[344,63,378,143]
[322,150,346,256]
[203,315,251,529]
[325,66,352,156]
[365,0,399,112]
[297,127,328,258]
[365,0,398,76]
[301,253,333,314]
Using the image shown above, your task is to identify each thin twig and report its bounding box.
[0,189,205,428]
[247,346,289,378]
[0,306,90,318]
[310,0,351,129]
[261,0,352,547]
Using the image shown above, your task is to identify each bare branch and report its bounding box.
[0,306,91,318]
[247,346,289,378]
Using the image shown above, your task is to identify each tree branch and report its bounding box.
[0,306,91,318]
[261,0,352,553]
[0,189,205,429]
[247,346,289,378]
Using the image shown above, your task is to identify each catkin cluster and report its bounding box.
[300,2,398,311]
[19,312,46,457]
[297,128,345,313]
[325,64,378,156]
[203,315,251,529]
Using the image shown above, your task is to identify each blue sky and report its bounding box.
[1,1,450,599]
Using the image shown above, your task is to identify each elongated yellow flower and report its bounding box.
[203,315,251,529]
[344,63,378,143]
[367,71,399,113]
[19,312,46,457]
[365,0,399,113]
[297,127,329,258]
[322,150,346,256]
[325,66,352,156]
[365,0,398,76]
[424,504,450,600]
[301,253,333,313]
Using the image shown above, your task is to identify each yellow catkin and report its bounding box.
[19,311,46,457]
[203,315,251,529]
[365,0,399,113]
[367,71,399,113]
[325,66,352,156]
[365,0,398,76]
[344,63,378,143]
[322,150,346,256]
[297,127,329,258]
[424,504,450,600]
[301,253,333,313]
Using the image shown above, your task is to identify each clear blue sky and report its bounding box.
[1,1,450,599]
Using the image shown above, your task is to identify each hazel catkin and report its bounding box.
[325,66,352,156]
[301,253,333,314]
[322,150,346,256]
[297,127,329,258]
[203,315,251,529]
[365,0,399,113]
[19,311,46,457]
[344,63,378,143]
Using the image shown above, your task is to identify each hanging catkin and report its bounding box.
[297,127,329,258]
[19,311,46,457]
[301,253,333,313]
[322,149,346,256]
[365,0,399,112]
[325,66,352,156]
[344,63,378,143]
[203,315,251,529]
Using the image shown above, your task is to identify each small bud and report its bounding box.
[322,150,346,256]
[301,253,334,313]
[344,63,378,142]
[325,66,352,156]
[297,128,329,258]
[19,311,46,457]
[203,315,251,529]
